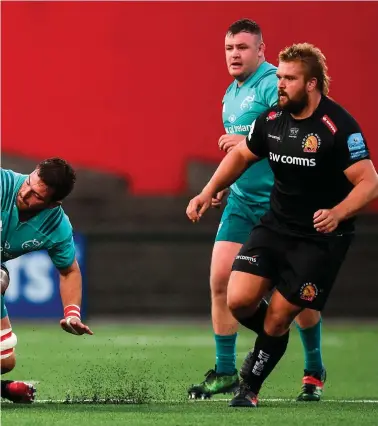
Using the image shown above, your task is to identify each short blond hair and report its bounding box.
[279,43,330,95]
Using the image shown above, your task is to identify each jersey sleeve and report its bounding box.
[333,115,370,171]
[1,169,22,206]
[47,234,76,270]
[246,113,268,158]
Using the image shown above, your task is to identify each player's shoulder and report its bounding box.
[40,206,73,243]
[319,96,361,133]
[1,168,27,188]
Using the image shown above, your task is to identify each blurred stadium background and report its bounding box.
[1,2,378,424]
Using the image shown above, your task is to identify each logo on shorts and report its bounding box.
[302,133,321,153]
[299,283,318,302]
[236,255,259,265]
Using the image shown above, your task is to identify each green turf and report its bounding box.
[1,322,378,425]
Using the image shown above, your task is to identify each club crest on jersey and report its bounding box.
[302,133,321,153]
[266,111,282,121]
[22,239,42,250]
[240,95,255,111]
[299,283,318,302]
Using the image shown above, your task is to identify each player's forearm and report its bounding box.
[332,180,378,221]
[202,146,251,196]
[59,265,82,308]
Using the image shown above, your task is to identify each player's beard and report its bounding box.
[278,89,309,115]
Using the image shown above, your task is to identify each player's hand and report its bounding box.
[60,317,94,336]
[313,209,341,233]
[211,189,228,208]
[186,191,213,222]
[218,134,245,153]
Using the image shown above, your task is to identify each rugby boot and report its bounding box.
[1,380,36,403]
[297,367,327,401]
[188,366,239,399]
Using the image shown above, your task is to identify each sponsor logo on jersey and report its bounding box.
[347,133,368,160]
[289,127,299,139]
[240,95,255,111]
[299,283,318,302]
[236,254,259,265]
[268,133,281,142]
[266,111,282,121]
[321,115,337,135]
[22,239,43,250]
[302,133,321,153]
[228,114,237,123]
[269,152,316,167]
[226,124,252,134]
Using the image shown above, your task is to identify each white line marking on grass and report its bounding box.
[2,398,378,404]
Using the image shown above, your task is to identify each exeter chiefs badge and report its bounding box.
[302,133,321,153]
[299,283,318,302]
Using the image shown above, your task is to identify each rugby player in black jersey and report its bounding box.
[186,43,378,408]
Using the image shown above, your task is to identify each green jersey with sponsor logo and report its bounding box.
[1,168,75,269]
[222,61,277,205]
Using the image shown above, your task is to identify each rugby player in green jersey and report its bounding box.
[1,158,92,403]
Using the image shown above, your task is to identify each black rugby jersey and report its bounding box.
[246,95,370,236]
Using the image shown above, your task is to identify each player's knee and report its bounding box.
[227,291,258,319]
[0,327,18,373]
[210,269,230,298]
[264,311,291,336]
[0,267,10,295]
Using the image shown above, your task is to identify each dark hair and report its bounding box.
[227,19,262,37]
[37,157,76,201]
[279,43,330,95]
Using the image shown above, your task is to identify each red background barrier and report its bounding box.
[2,2,378,202]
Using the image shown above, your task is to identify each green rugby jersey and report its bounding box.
[1,168,75,270]
[222,61,278,204]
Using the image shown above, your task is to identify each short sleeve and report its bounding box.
[48,235,76,270]
[333,116,370,171]
[246,113,268,158]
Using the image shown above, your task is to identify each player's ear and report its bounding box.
[307,77,317,92]
[258,42,266,57]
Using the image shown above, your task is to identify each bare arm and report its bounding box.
[58,259,93,335]
[59,259,82,308]
[186,141,259,222]
[202,139,259,197]
[333,159,378,220]
[314,159,378,233]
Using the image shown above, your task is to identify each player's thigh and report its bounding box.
[210,241,242,296]
[212,199,260,294]
[277,235,353,311]
[228,225,283,310]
